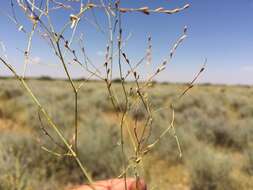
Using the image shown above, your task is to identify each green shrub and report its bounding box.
[186,147,239,190]
[77,116,122,179]
[129,104,146,121]
[149,113,198,164]
[192,116,253,150]
[0,132,83,190]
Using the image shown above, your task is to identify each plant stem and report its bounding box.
[0,57,95,189]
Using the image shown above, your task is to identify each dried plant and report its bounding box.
[0,1,205,189]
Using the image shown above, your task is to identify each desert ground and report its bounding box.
[0,78,253,190]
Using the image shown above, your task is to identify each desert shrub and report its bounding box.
[95,95,115,112]
[238,104,253,118]
[174,97,201,112]
[0,88,23,100]
[149,113,198,164]
[227,94,248,111]
[0,132,103,190]
[243,147,253,176]
[130,108,146,121]
[225,92,253,117]
[214,120,253,150]
[112,78,122,83]
[129,103,147,121]
[158,126,198,164]
[77,116,122,179]
[0,141,29,190]
[81,88,118,112]
[186,147,238,190]
[190,115,217,143]
[0,98,27,124]
[179,106,206,123]
[191,114,253,150]
[161,81,169,85]
[0,132,64,190]
[32,105,122,180]
[38,76,54,81]
[211,124,240,148]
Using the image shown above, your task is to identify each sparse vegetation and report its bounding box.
[0,80,252,189]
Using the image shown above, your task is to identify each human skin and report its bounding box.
[70,178,147,190]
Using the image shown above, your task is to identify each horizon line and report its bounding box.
[0,75,252,87]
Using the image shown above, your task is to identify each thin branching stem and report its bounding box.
[0,57,95,189]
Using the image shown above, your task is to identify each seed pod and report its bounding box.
[138,7,150,15]
[64,41,69,48]
[18,25,24,32]
[184,26,188,34]
[70,14,79,29]
[87,3,96,8]
[119,8,128,13]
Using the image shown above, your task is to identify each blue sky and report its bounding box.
[0,0,253,85]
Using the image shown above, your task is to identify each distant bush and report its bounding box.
[243,147,253,176]
[161,81,169,85]
[129,103,146,121]
[149,113,198,164]
[186,147,239,190]
[0,132,63,190]
[77,116,122,179]
[239,104,253,118]
[112,78,122,83]
[192,115,253,150]
[37,76,54,81]
[209,122,249,150]
[0,88,23,100]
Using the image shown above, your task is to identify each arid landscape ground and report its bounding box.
[0,78,252,190]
